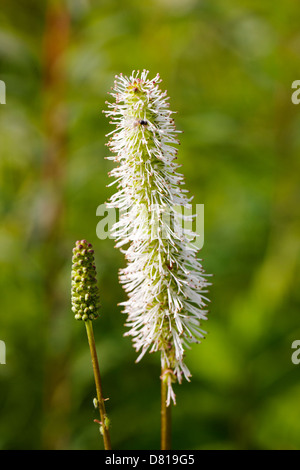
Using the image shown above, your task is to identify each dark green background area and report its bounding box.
[0,0,300,450]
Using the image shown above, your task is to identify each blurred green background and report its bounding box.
[0,0,300,450]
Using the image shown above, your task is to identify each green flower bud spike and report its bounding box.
[71,240,100,321]
[71,240,112,450]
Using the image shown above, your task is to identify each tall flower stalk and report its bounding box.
[71,240,112,450]
[105,70,210,447]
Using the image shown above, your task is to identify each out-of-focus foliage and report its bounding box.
[0,0,300,450]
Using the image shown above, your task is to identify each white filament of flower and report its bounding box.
[105,70,211,405]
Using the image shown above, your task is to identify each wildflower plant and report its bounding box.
[71,240,111,450]
[105,70,210,448]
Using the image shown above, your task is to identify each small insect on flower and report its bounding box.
[104,69,211,406]
[133,119,148,128]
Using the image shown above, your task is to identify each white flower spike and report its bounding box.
[104,70,211,405]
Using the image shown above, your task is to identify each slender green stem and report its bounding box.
[161,369,172,450]
[85,320,112,450]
